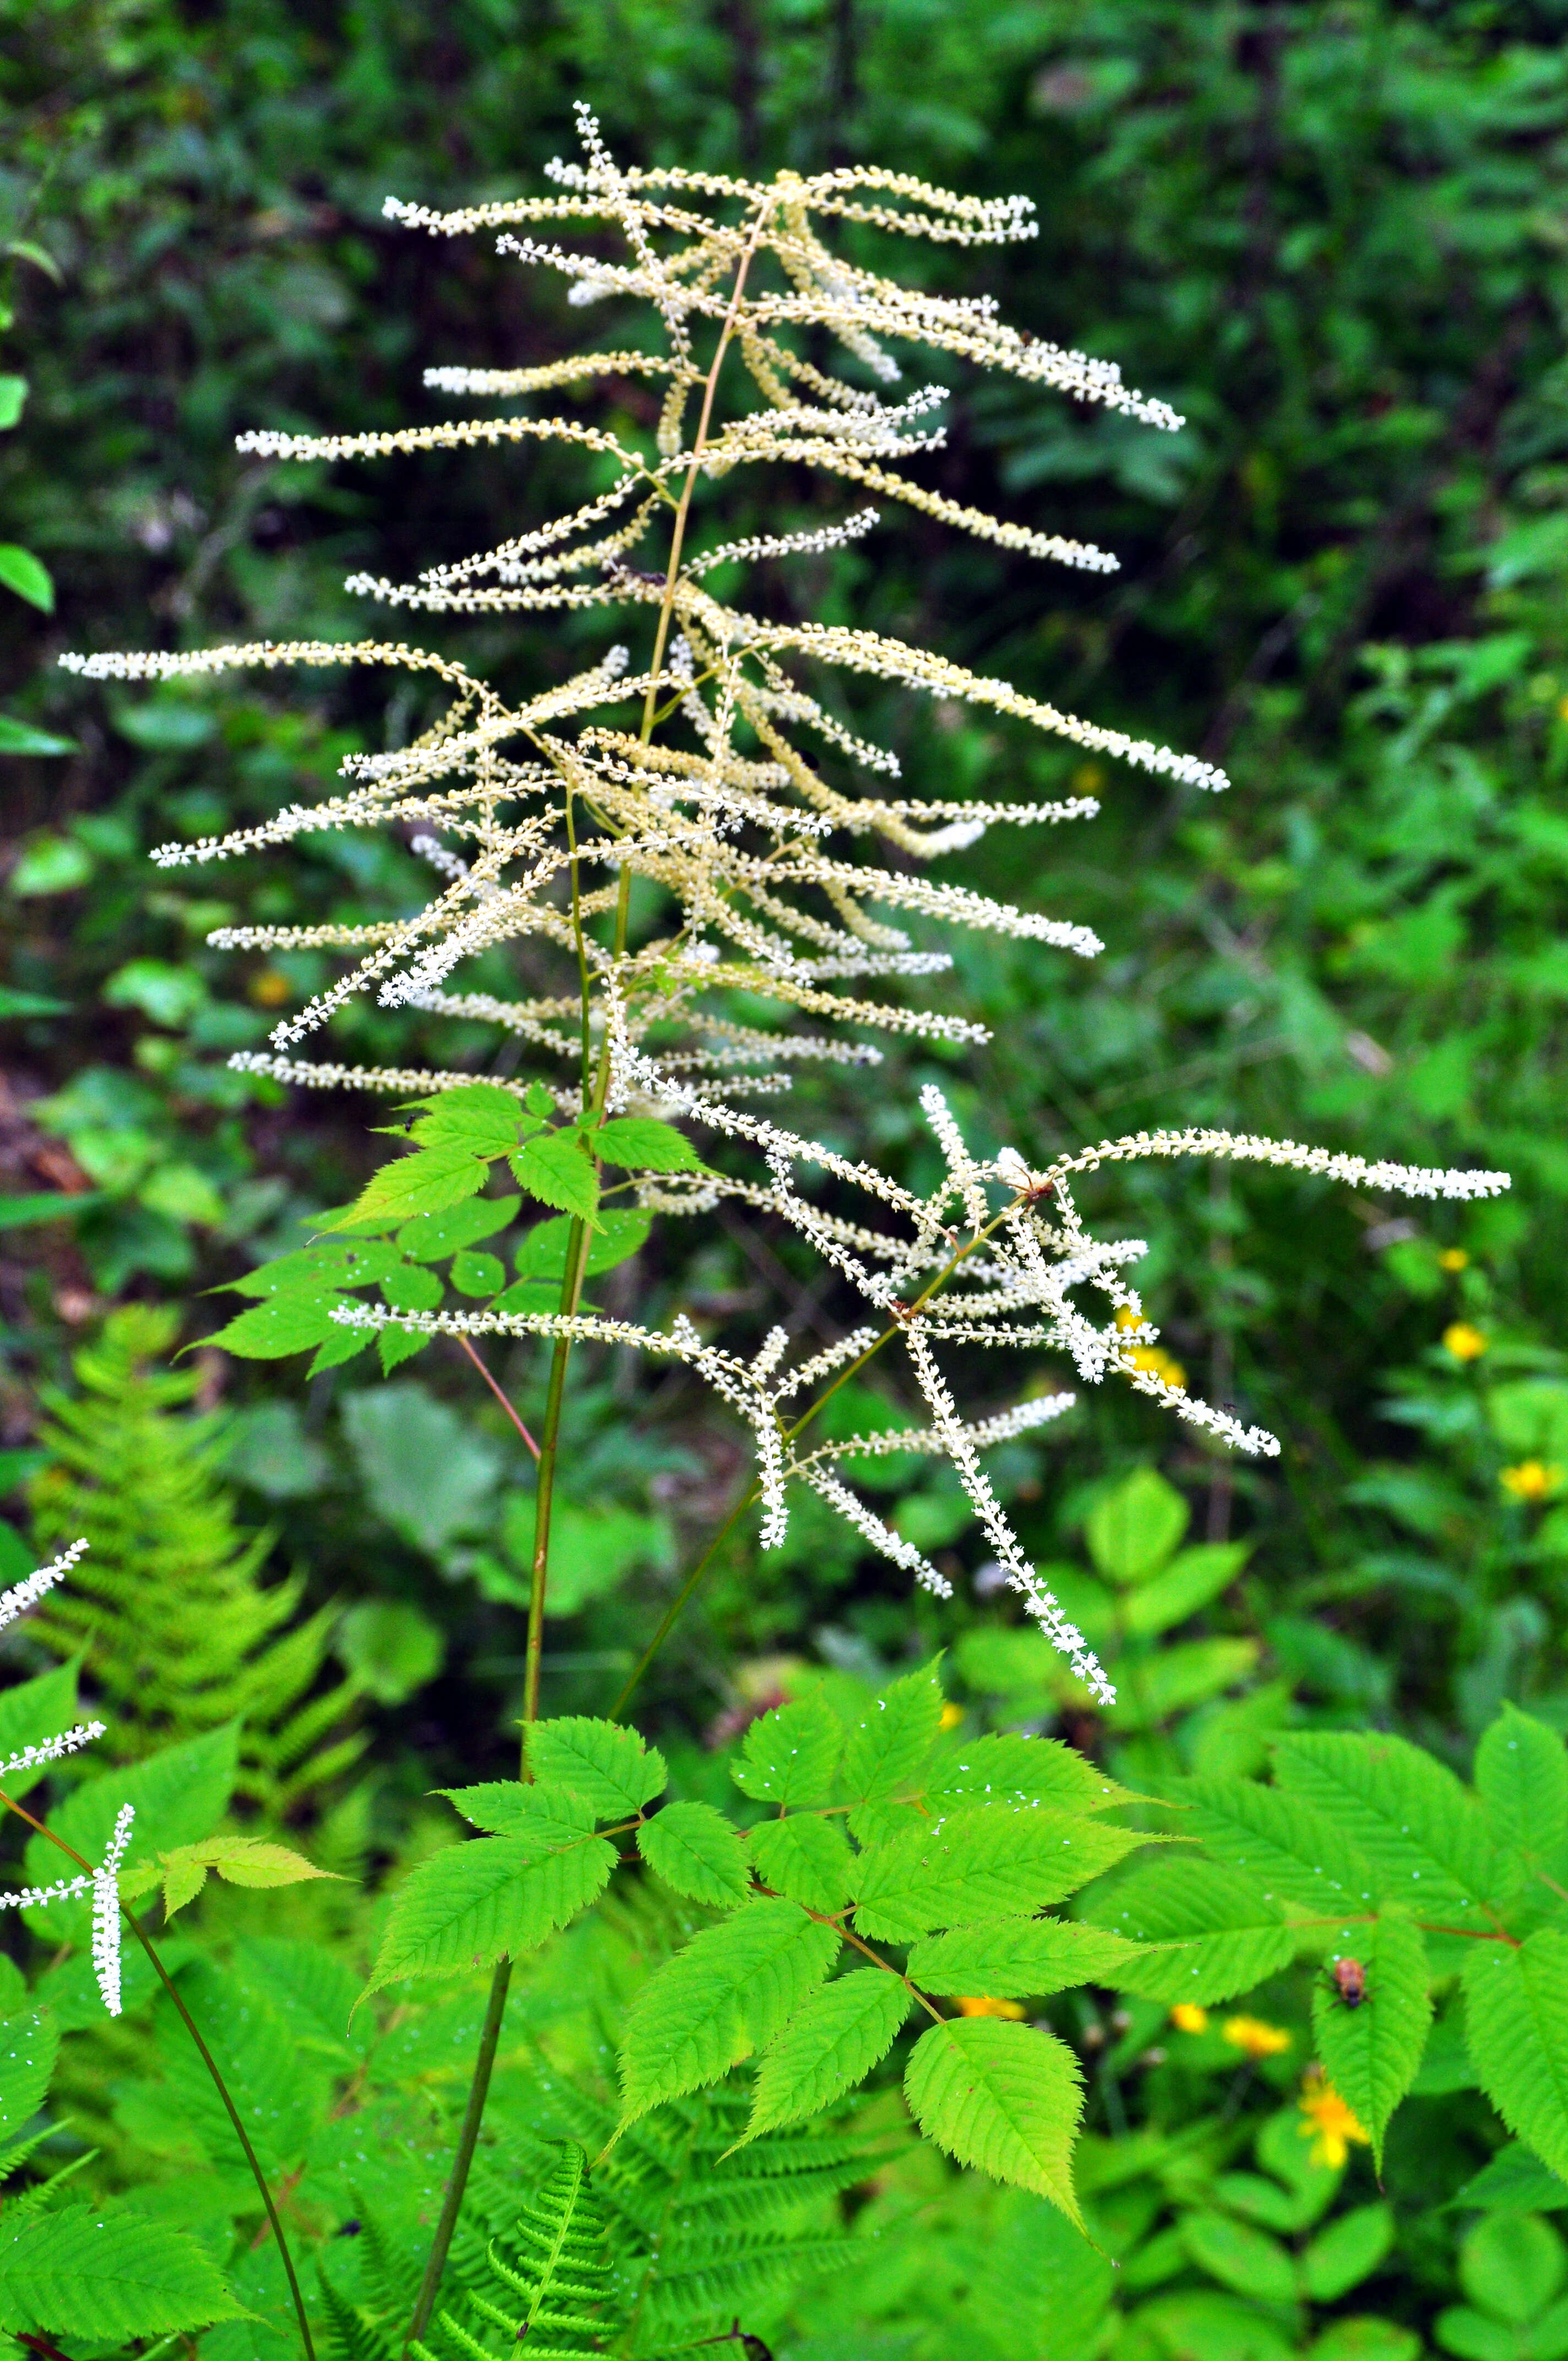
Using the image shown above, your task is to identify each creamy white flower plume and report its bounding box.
[0,1539,88,1634]
[92,1804,135,2018]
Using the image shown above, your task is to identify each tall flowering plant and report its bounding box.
[59,110,1508,2344]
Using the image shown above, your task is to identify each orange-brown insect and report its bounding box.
[1329,1956,1368,2009]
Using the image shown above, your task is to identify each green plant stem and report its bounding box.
[403,1956,513,2348]
[0,1787,317,2361]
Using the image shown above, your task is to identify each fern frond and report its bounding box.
[422,2144,618,2360]
[317,2262,400,2361]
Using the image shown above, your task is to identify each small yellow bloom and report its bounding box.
[1170,2003,1208,2034]
[1298,2068,1370,2169]
[1128,1345,1187,1391]
[1502,1461,1564,1502]
[1114,1305,1144,1332]
[1442,1322,1488,1362]
[1438,1248,1469,1272]
[249,967,292,1008]
[1558,695,1568,723]
[939,1701,965,1731]
[1223,2015,1292,2059]
[955,1995,1027,2020]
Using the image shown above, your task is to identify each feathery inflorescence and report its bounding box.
[62,110,1508,1704]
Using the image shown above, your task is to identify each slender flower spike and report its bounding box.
[0,1539,89,1635]
[92,1803,135,2019]
[58,117,1511,1703]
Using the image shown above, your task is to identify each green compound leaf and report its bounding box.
[926,1732,1140,1817]
[220,1237,402,1298]
[748,1814,854,1912]
[396,1192,520,1261]
[437,1783,597,1840]
[1299,2204,1395,2303]
[1181,2210,1298,2306]
[515,1207,650,1281]
[908,1917,1147,1999]
[1273,1731,1499,1924]
[905,2015,1085,2222]
[513,1129,601,1223]
[0,2009,58,2144]
[1170,1772,1379,1916]
[527,1717,668,1815]
[1476,1703,1568,1861]
[366,1830,614,1993]
[639,1802,750,1907]
[395,1082,530,1155]
[449,1248,506,1296]
[732,1694,843,1808]
[328,1145,490,1230]
[1085,1857,1294,2005]
[204,1290,349,1360]
[380,1260,444,1312]
[592,1116,710,1173]
[618,1899,840,2126]
[0,2206,243,2338]
[1464,1929,1568,2179]
[854,1806,1152,1943]
[841,1661,944,1821]
[1311,1914,1433,2169]
[745,1969,912,2141]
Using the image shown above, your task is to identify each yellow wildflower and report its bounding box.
[1170,2003,1209,2034]
[1502,1461,1563,1502]
[248,968,292,1008]
[1298,2068,1370,2169]
[955,1996,1027,2020]
[1223,2015,1292,2059]
[1128,1345,1188,1390]
[1442,1322,1488,1362]
[939,1701,965,1731]
[1438,1248,1469,1272]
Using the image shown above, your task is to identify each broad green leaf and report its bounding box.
[158,1837,339,1918]
[1121,1541,1250,1638]
[329,1145,490,1228]
[514,1207,650,1280]
[908,1917,1146,1999]
[398,1083,527,1154]
[1477,1704,1568,1860]
[204,1289,349,1359]
[748,1814,854,1912]
[0,2009,58,2142]
[396,1192,520,1261]
[160,1852,209,1919]
[513,1130,601,1223]
[1459,2211,1565,2321]
[904,2016,1084,2221]
[0,377,26,429]
[841,1662,943,1823]
[746,1969,911,2138]
[307,1322,372,1376]
[366,1830,614,1992]
[527,1717,667,1814]
[1275,1732,1498,1924]
[618,1898,840,2124]
[854,1805,1151,1943]
[1311,1916,1433,2168]
[437,1783,597,1838]
[379,1259,444,1312]
[0,2205,242,2337]
[450,1248,505,1296]
[1085,1857,1293,2004]
[1106,1637,1259,1728]
[378,1324,429,1373]
[593,1116,709,1173]
[0,545,53,613]
[1182,2210,1297,2306]
[0,1662,79,1798]
[732,1694,842,1807]
[1451,2140,1568,2212]
[0,716,74,757]
[1173,1773,1380,1916]
[221,1238,401,1298]
[1085,1465,1189,1585]
[1464,1929,1568,2179]
[1300,2204,1395,2302]
[926,1732,1139,1817]
[639,1802,750,1907]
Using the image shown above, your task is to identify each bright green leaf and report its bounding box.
[366,1830,615,1992]
[1085,1857,1294,2004]
[1275,1732,1498,1923]
[1312,1915,1433,2169]
[1300,2204,1395,2303]
[0,378,26,430]
[398,1083,527,1155]
[904,2015,1084,2221]
[379,1260,444,1312]
[437,1785,596,1841]
[327,1146,489,1229]
[927,1732,1140,1816]
[732,1694,843,1808]
[1182,2210,1298,2306]
[747,1814,854,1912]
[639,1801,750,1907]
[204,1291,349,1360]
[0,546,53,613]
[0,2009,58,2144]
[527,1717,668,1815]
[0,716,75,757]
[1085,1465,1189,1585]
[0,1663,79,1799]
[396,1193,520,1261]
[513,1130,601,1223]
[514,1207,650,1281]
[854,1805,1152,1943]
[618,1898,840,2125]
[1477,1704,1568,1862]
[746,1969,911,2139]
[908,1917,1146,1999]
[1121,1541,1250,1638]
[0,2206,242,2338]
[593,1116,709,1173]
[1465,1929,1568,2181]
[450,1248,505,1296]
[842,1662,943,1824]
[1173,1773,1380,1916]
